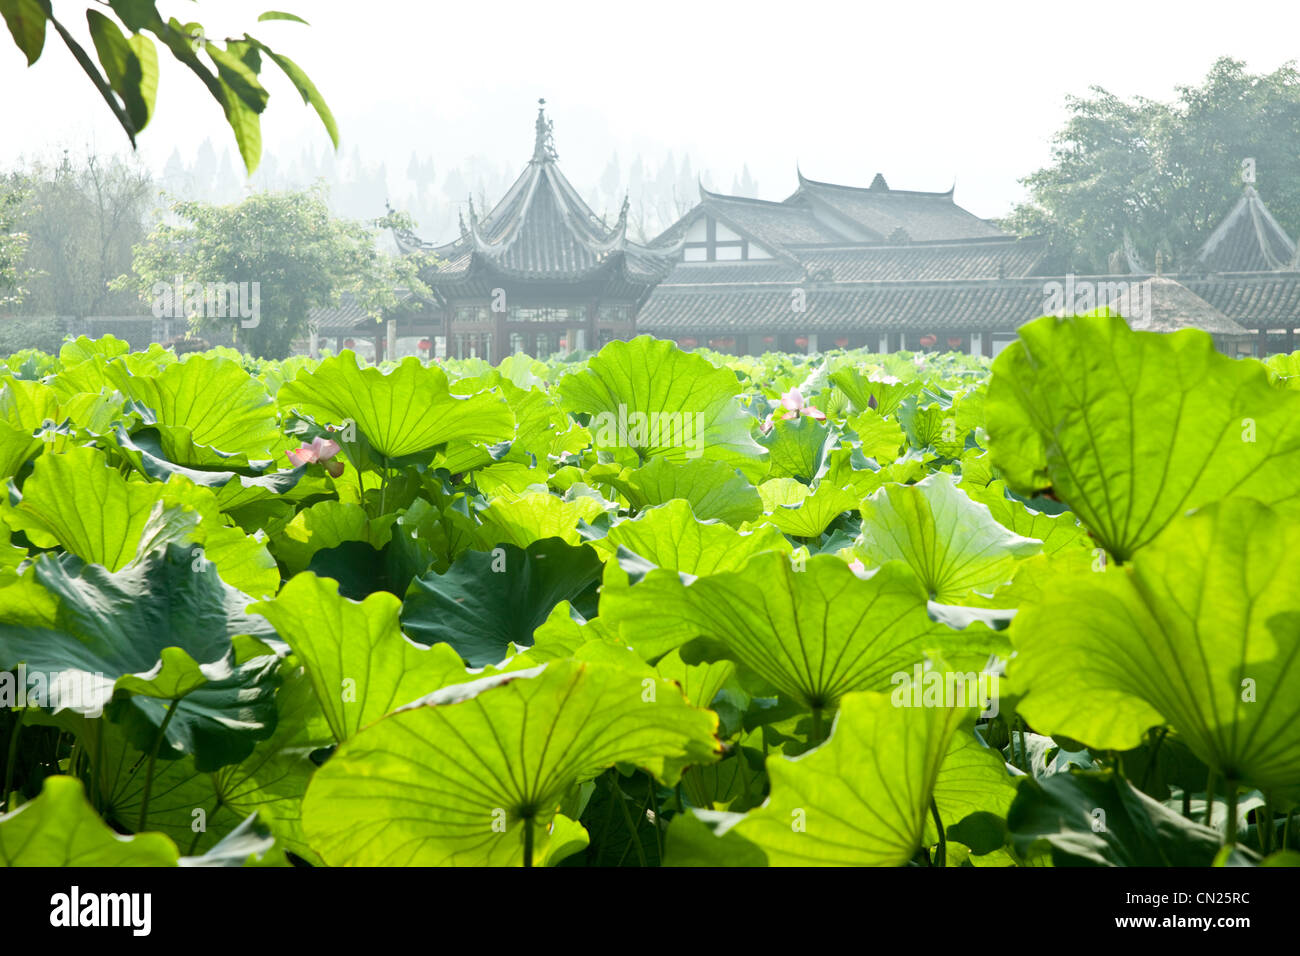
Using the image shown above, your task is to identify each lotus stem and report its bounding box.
[2,715,21,811]
[929,796,946,868]
[137,698,180,833]
[1225,783,1239,846]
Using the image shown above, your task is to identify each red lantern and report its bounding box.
[794,336,809,349]
[418,338,432,352]
[834,336,849,348]
[680,337,698,348]
[762,336,775,345]
[343,338,355,349]
[946,336,963,349]
[559,337,568,349]
[919,334,937,349]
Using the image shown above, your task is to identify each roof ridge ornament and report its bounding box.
[533,97,558,163]
[870,172,889,191]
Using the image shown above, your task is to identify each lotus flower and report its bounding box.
[847,558,871,580]
[780,387,826,421]
[287,436,345,477]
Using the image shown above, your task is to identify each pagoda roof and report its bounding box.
[1196,186,1296,273]
[1095,276,1249,336]
[786,169,1008,242]
[394,101,681,288]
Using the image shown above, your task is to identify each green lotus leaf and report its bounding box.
[1006,771,1227,867]
[590,456,763,526]
[829,367,913,416]
[987,314,1300,560]
[252,572,468,742]
[277,351,514,460]
[301,661,720,866]
[595,499,789,589]
[110,354,282,462]
[856,472,1042,602]
[3,446,279,598]
[1011,498,1300,793]
[556,336,766,481]
[0,775,178,866]
[515,601,625,664]
[0,421,41,480]
[654,648,735,710]
[757,414,836,483]
[929,730,1019,843]
[757,478,857,538]
[731,691,971,865]
[0,376,59,431]
[272,500,394,576]
[110,425,305,504]
[960,477,1089,556]
[846,408,905,461]
[59,334,130,366]
[63,663,332,860]
[0,543,282,770]
[474,490,608,548]
[602,550,988,708]
[826,445,927,498]
[178,813,288,867]
[3,445,180,570]
[402,537,604,666]
[662,809,768,866]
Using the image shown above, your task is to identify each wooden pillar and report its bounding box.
[492,302,507,365]
[586,300,598,353]
[1257,328,1268,357]
[386,319,398,361]
[372,334,383,364]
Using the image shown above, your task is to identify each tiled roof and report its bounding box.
[1196,187,1296,273]
[792,237,1046,281]
[788,171,1007,242]
[308,290,418,333]
[639,273,1300,335]
[1185,273,1300,326]
[639,279,1053,333]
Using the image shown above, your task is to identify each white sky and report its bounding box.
[3,0,1299,219]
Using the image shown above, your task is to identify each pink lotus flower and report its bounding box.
[287,436,345,477]
[780,387,826,421]
[848,558,871,580]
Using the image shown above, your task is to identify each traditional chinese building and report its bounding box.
[380,100,681,363]
[311,104,1300,360]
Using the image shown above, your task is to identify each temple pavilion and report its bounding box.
[383,100,680,363]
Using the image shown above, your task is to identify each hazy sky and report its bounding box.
[3,0,1299,219]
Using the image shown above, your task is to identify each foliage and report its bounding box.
[1005,58,1300,272]
[1,328,1298,867]
[122,188,422,359]
[0,1,335,173]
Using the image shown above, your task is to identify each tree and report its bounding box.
[122,187,431,359]
[12,151,154,317]
[0,1,335,173]
[0,171,30,307]
[1004,58,1300,273]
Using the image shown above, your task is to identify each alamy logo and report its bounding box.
[1042,274,1149,323]
[49,886,151,936]
[0,666,108,718]
[151,274,261,328]
[590,405,705,458]
[890,665,1000,718]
